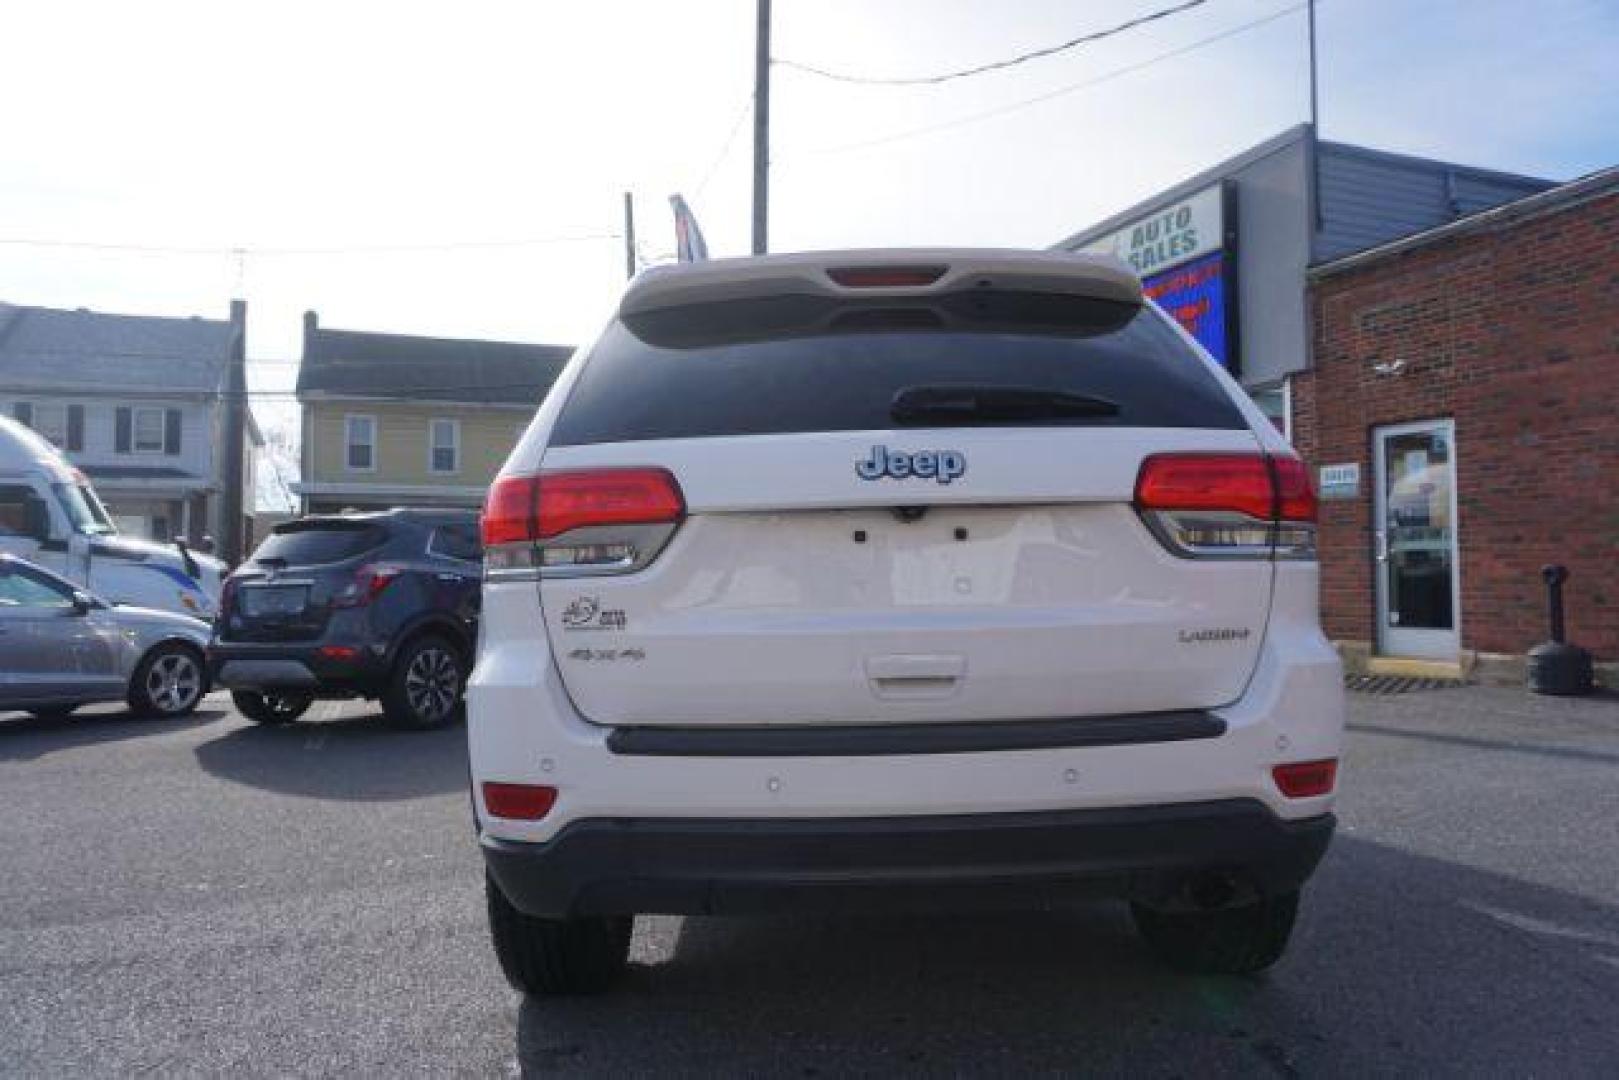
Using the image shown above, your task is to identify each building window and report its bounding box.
[1246,382,1291,443]
[345,415,376,472]
[133,407,166,453]
[32,403,68,447]
[430,418,459,474]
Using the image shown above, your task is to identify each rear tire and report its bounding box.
[382,635,466,731]
[232,690,313,725]
[128,643,207,718]
[486,872,631,995]
[1131,890,1300,974]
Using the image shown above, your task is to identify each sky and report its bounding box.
[0,0,1614,439]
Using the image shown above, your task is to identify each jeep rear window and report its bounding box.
[251,522,385,566]
[550,292,1246,445]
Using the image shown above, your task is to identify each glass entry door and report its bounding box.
[1373,420,1459,659]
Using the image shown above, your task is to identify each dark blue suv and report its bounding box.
[208,510,481,729]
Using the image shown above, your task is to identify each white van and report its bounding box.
[0,414,226,618]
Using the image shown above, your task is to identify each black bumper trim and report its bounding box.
[481,799,1334,918]
[605,710,1226,757]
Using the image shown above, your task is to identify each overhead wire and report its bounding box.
[0,233,621,257]
[692,94,755,200]
[775,0,1209,86]
[776,1,1308,164]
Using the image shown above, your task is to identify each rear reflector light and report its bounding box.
[1134,453,1317,559]
[1272,759,1338,798]
[826,265,947,288]
[482,782,559,820]
[318,645,358,662]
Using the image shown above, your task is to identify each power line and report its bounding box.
[0,233,621,258]
[775,0,1209,86]
[693,95,754,200]
[776,1,1306,164]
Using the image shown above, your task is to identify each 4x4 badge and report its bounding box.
[855,445,966,485]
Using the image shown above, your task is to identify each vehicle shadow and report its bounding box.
[190,709,468,802]
[0,704,229,762]
[514,835,1619,1076]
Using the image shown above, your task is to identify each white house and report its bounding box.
[0,300,261,548]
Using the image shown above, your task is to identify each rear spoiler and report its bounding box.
[620,248,1142,318]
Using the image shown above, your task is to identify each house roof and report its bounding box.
[1309,164,1619,279]
[0,302,234,395]
[80,464,201,481]
[297,316,574,405]
[1051,123,1553,254]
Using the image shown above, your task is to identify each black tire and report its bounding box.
[1131,890,1300,975]
[231,690,313,725]
[127,643,207,718]
[381,634,466,731]
[28,705,78,720]
[486,872,631,995]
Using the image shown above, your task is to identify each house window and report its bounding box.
[430,418,459,474]
[32,403,68,447]
[346,415,376,471]
[133,407,166,453]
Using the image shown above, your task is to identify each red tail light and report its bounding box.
[827,265,947,288]
[1135,454,1275,520]
[482,468,684,545]
[1273,759,1338,798]
[331,564,401,608]
[482,468,686,578]
[482,782,558,820]
[1269,455,1318,523]
[1134,453,1317,559]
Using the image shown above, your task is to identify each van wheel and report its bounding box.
[486,872,631,995]
[128,644,207,718]
[1130,890,1300,974]
[382,635,465,730]
[232,690,313,725]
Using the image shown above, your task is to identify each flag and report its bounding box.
[669,193,710,263]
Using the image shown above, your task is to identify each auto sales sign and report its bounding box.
[1082,184,1223,276]
[1080,183,1236,371]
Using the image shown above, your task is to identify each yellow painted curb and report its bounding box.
[1364,656,1465,681]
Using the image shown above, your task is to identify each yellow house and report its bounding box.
[293,312,571,514]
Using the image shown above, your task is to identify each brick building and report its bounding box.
[1293,168,1617,680]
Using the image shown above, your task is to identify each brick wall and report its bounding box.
[1293,186,1618,661]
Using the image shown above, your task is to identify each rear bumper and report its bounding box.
[208,642,386,694]
[481,799,1334,918]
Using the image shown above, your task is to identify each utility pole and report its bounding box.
[751,0,771,255]
[220,299,247,565]
[623,191,638,279]
[1307,0,1322,231]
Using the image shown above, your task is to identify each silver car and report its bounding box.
[0,554,211,720]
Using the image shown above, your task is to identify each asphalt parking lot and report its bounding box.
[3,686,1617,1077]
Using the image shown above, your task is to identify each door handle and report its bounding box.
[1374,531,1389,562]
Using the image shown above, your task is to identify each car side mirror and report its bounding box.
[70,590,95,615]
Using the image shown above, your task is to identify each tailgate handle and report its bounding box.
[866,654,964,699]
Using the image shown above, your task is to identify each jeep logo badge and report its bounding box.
[856,445,967,485]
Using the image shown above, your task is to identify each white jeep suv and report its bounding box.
[469,249,1342,994]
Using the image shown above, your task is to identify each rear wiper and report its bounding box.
[890,384,1119,425]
